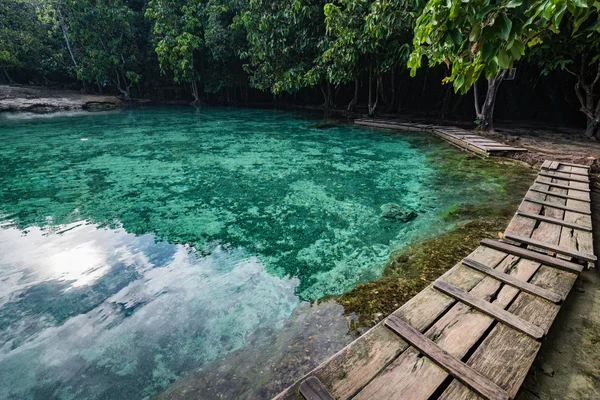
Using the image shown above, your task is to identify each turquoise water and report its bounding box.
[0,107,509,399]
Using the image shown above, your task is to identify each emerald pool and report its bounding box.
[0,107,521,399]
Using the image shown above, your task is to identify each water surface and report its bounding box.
[0,107,516,399]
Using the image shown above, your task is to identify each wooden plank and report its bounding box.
[438,265,577,400]
[485,147,528,152]
[276,247,509,400]
[558,161,591,169]
[299,377,334,400]
[433,280,545,340]
[522,197,592,215]
[548,161,560,170]
[528,187,590,202]
[538,171,589,183]
[516,210,592,232]
[549,168,589,177]
[461,258,562,303]
[354,251,524,400]
[384,315,510,400]
[479,239,583,273]
[534,179,590,192]
[503,232,597,262]
[541,160,551,169]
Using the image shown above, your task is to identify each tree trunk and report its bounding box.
[57,9,78,69]
[347,77,359,112]
[319,81,335,109]
[2,68,14,84]
[368,69,373,114]
[368,69,379,116]
[388,70,395,112]
[568,57,600,139]
[379,73,388,110]
[115,70,132,101]
[190,79,201,106]
[474,70,506,131]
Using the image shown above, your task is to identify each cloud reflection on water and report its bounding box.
[0,222,301,399]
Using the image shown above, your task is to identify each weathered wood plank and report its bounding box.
[438,324,540,400]
[461,258,561,303]
[557,161,591,169]
[355,254,546,400]
[299,377,334,400]
[384,315,510,400]
[547,161,560,170]
[528,187,590,202]
[533,179,590,192]
[550,168,589,177]
[479,239,583,274]
[503,232,597,262]
[541,160,551,169]
[354,252,527,400]
[558,181,594,267]
[433,280,545,339]
[522,197,591,215]
[538,171,590,183]
[438,265,577,400]
[275,247,510,400]
[516,210,592,232]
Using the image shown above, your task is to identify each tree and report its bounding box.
[146,0,204,104]
[202,0,248,100]
[408,0,564,130]
[0,0,66,83]
[62,0,142,98]
[237,0,331,105]
[529,2,600,137]
[322,0,416,114]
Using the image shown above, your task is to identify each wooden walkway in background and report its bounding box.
[354,119,527,157]
[275,161,594,400]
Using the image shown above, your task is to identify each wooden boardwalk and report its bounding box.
[354,119,527,157]
[275,161,594,400]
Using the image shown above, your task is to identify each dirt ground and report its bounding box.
[0,84,126,112]
[486,124,600,170]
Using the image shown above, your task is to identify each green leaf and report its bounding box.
[570,0,588,7]
[450,29,463,44]
[485,56,499,78]
[509,39,525,59]
[497,48,510,68]
[454,73,466,91]
[505,0,523,8]
[498,13,512,41]
[482,42,494,61]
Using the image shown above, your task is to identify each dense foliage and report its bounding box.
[0,0,598,134]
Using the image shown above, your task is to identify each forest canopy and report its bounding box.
[0,0,599,134]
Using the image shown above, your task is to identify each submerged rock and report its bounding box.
[380,203,417,222]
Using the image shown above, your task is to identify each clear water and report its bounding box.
[0,107,512,399]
